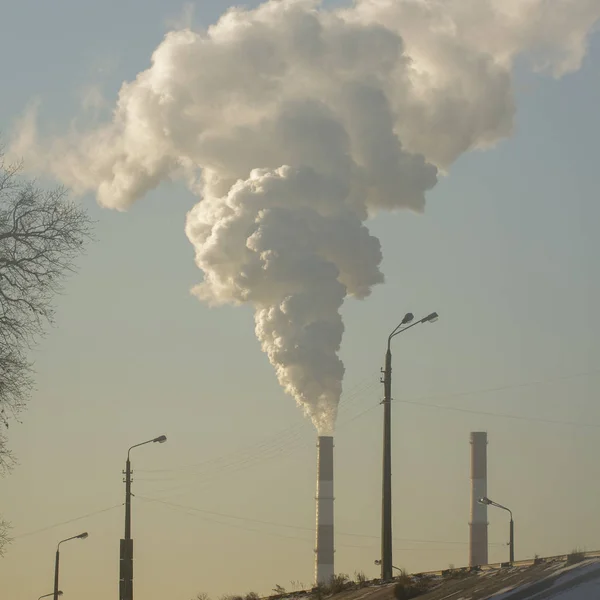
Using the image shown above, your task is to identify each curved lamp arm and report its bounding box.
[57,531,88,551]
[128,435,167,460]
[388,312,439,349]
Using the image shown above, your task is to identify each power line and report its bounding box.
[20,370,596,539]
[136,372,380,479]
[408,367,600,405]
[135,405,380,497]
[139,367,600,496]
[134,379,383,497]
[136,367,600,501]
[136,494,316,532]
[397,398,600,428]
[135,496,412,550]
[135,495,503,547]
[136,495,334,546]
[13,504,123,539]
[138,366,600,486]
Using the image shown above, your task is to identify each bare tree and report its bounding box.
[0,149,93,553]
[0,518,10,557]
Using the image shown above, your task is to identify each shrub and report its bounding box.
[530,553,543,567]
[354,571,367,587]
[329,573,350,594]
[443,567,469,580]
[290,581,305,592]
[567,549,585,565]
[393,579,428,600]
[394,570,410,584]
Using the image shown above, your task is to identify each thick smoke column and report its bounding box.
[186,165,386,434]
[10,0,600,433]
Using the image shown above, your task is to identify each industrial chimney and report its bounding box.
[469,431,488,566]
[315,436,334,584]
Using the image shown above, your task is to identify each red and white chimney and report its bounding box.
[315,436,334,584]
[469,431,488,566]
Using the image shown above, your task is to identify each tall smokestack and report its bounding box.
[469,431,488,566]
[315,436,334,584]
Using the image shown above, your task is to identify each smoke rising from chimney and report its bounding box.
[10,0,599,434]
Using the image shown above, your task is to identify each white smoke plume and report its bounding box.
[10,0,599,434]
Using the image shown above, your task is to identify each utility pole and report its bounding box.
[120,436,167,600]
[380,312,438,581]
[120,458,134,600]
[53,546,61,600]
[509,516,515,563]
[125,457,132,540]
[381,343,393,582]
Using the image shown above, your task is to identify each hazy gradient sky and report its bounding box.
[1,1,599,600]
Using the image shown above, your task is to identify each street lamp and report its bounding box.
[39,593,62,600]
[53,532,88,600]
[479,497,514,563]
[381,311,438,581]
[120,435,167,600]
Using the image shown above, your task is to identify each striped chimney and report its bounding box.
[315,436,334,584]
[469,431,488,566]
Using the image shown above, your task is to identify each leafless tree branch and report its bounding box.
[0,147,93,555]
[0,517,11,557]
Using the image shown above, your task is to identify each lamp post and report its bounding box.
[381,311,438,581]
[120,435,167,600]
[53,532,88,600]
[39,592,62,600]
[479,497,514,563]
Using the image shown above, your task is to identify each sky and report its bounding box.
[0,1,599,599]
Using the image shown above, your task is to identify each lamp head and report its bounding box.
[401,313,414,325]
[153,435,167,444]
[478,497,492,506]
[77,532,89,539]
[423,312,438,323]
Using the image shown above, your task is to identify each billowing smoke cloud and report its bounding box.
[186,165,385,433]
[10,0,599,433]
